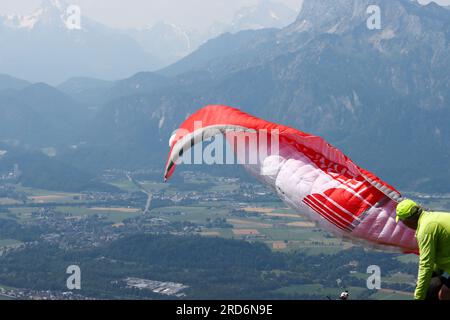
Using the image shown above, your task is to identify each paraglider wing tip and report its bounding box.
[163,169,170,182]
[164,159,176,182]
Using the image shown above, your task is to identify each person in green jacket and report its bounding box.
[396,199,450,300]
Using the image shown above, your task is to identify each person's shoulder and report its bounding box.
[422,210,447,220]
[425,211,450,223]
[418,213,440,236]
[431,211,450,216]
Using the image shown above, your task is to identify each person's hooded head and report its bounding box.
[396,199,423,230]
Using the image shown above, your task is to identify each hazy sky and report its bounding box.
[0,0,303,29]
[0,0,449,30]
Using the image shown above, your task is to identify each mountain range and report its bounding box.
[0,0,162,85]
[109,0,298,68]
[1,0,449,193]
[0,0,298,84]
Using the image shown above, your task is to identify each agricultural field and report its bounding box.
[0,239,22,248]
[274,284,368,299]
[148,200,351,255]
[0,198,20,205]
[369,289,413,300]
[109,180,141,193]
[28,193,81,204]
[0,175,424,300]
[396,255,419,264]
[55,206,142,223]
